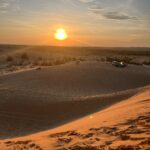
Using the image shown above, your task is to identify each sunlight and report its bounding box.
[54,28,68,41]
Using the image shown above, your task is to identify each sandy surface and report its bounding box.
[0,62,150,138]
[0,62,150,150]
[0,86,149,150]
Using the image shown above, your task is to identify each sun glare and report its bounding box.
[54,28,68,41]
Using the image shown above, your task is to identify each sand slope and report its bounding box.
[0,62,150,150]
[47,87,150,150]
[0,86,149,150]
[0,62,150,138]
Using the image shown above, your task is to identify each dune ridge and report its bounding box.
[0,62,150,138]
[0,62,150,149]
[0,83,140,139]
[0,86,149,150]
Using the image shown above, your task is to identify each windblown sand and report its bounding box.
[0,62,149,150]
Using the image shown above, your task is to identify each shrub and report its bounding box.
[37,56,42,61]
[106,57,114,62]
[54,59,65,65]
[101,58,105,62]
[13,60,23,66]
[72,57,77,61]
[32,60,39,66]
[79,57,85,61]
[130,61,142,66]
[6,55,13,62]
[143,61,150,66]
[21,53,29,60]
[106,56,133,63]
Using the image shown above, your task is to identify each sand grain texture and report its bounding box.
[0,86,149,150]
[0,62,150,150]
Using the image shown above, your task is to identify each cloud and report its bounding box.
[78,0,95,3]
[88,2,137,20]
[0,0,19,13]
[0,2,10,8]
[102,11,137,20]
[132,0,150,15]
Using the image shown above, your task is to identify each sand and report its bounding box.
[0,62,150,150]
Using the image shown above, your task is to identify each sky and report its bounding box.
[0,0,150,47]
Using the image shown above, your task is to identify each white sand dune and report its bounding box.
[0,62,150,139]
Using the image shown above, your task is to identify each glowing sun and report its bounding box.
[54,28,68,41]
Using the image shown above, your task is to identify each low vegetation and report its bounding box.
[6,55,14,62]
[0,45,150,74]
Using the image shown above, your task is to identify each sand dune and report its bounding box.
[0,62,150,150]
[0,85,149,150]
[46,87,150,150]
[0,62,150,139]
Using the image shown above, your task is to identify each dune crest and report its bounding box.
[0,86,149,150]
[0,62,150,139]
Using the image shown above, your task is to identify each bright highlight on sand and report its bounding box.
[89,115,93,119]
[54,28,68,41]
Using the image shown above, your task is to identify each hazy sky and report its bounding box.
[0,0,150,46]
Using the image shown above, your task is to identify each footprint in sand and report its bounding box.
[57,137,72,144]
[5,140,43,150]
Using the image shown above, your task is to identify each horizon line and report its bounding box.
[0,43,150,49]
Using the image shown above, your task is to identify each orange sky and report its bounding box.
[0,0,150,47]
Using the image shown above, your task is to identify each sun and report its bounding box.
[54,28,68,41]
